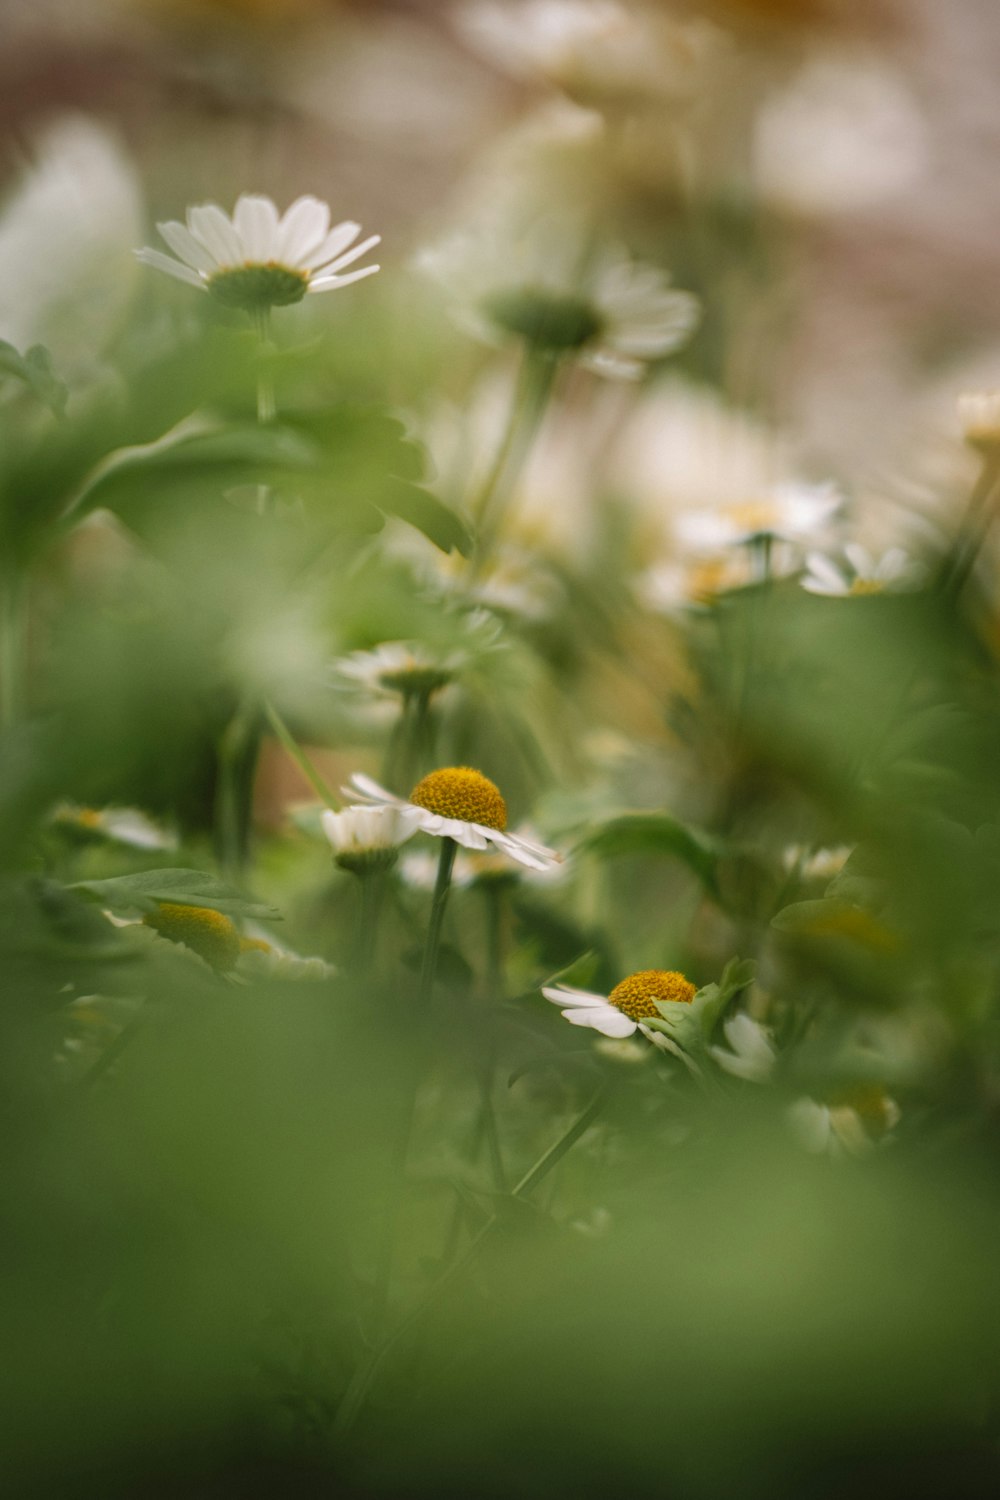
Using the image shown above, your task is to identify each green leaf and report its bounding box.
[0,339,68,416]
[580,813,721,893]
[378,479,472,556]
[68,868,281,921]
[650,957,756,1052]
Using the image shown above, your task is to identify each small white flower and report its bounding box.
[50,803,177,851]
[345,767,560,871]
[675,481,843,554]
[420,222,698,380]
[458,1,722,107]
[708,1013,776,1082]
[399,825,566,889]
[542,968,696,1040]
[787,1092,900,1157]
[136,193,380,310]
[782,844,853,882]
[321,804,416,874]
[801,544,919,596]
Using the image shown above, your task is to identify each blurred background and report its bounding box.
[4,2,1000,1496]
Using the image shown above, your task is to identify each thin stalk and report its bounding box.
[369,838,457,1342]
[253,305,276,424]
[476,881,507,1192]
[470,345,559,570]
[0,573,25,732]
[941,450,1000,600]
[332,1082,608,1442]
[356,870,385,979]
[216,700,259,883]
[264,700,339,810]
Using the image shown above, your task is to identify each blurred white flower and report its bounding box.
[0,115,143,374]
[782,844,853,882]
[709,1013,776,1082]
[322,804,416,875]
[675,481,843,554]
[346,768,560,871]
[335,618,502,701]
[787,1092,900,1157]
[753,56,926,217]
[542,968,696,1040]
[137,194,379,310]
[419,214,698,379]
[50,803,177,851]
[458,1,723,109]
[801,544,920,597]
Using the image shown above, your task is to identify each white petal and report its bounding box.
[563,1006,638,1038]
[187,203,242,266]
[346,772,404,807]
[307,264,380,292]
[278,196,330,265]
[319,233,381,275]
[440,818,491,851]
[541,986,609,1008]
[134,248,204,287]
[300,220,361,271]
[233,194,281,262]
[156,219,217,272]
[844,543,875,578]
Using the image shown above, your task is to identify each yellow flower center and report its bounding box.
[239,936,272,954]
[409,767,508,831]
[608,969,697,1020]
[143,902,242,971]
[848,578,884,596]
[728,500,779,534]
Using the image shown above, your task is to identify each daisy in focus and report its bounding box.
[543,968,696,1039]
[136,194,380,312]
[800,544,919,597]
[344,767,560,871]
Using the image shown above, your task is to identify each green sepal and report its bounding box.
[68,868,281,921]
[649,957,756,1052]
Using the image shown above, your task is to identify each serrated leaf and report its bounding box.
[652,957,756,1050]
[68,868,281,921]
[580,814,721,894]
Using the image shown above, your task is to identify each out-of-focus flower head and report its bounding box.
[0,116,143,378]
[674,480,843,555]
[753,54,926,217]
[137,194,379,312]
[419,203,698,380]
[800,544,922,597]
[458,0,724,110]
[321,804,416,876]
[49,803,178,852]
[958,390,1000,452]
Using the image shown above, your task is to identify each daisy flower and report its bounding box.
[344,767,560,871]
[321,804,416,875]
[674,481,843,554]
[543,968,696,1039]
[136,193,380,312]
[800,544,919,596]
[50,802,177,851]
[787,1087,900,1157]
[419,221,698,380]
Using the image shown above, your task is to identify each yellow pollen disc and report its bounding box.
[848,578,884,596]
[239,936,272,954]
[409,766,507,831]
[608,969,697,1021]
[143,902,242,971]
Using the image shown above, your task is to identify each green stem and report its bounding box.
[252,305,276,424]
[470,346,559,571]
[332,1083,607,1442]
[0,573,25,732]
[941,451,1000,600]
[356,871,384,978]
[263,700,339,810]
[369,838,457,1342]
[216,700,259,883]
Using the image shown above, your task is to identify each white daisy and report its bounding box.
[708,1013,776,1082]
[675,481,843,554]
[50,802,177,851]
[335,618,502,700]
[344,767,560,871]
[321,804,416,875]
[800,544,919,596]
[787,1092,899,1157]
[542,967,697,1040]
[458,1,721,108]
[399,826,566,889]
[419,221,698,380]
[136,193,380,311]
